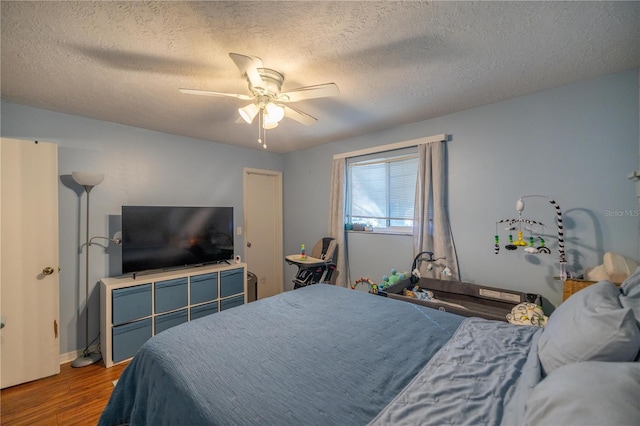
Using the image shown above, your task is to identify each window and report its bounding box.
[346,148,418,234]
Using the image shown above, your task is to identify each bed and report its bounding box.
[99,270,640,426]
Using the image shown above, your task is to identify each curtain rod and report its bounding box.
[332,133,448,160]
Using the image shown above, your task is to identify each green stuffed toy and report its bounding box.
[382,269,409,287]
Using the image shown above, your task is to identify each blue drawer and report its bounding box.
[220,295,244,311]
[220,268,244,297]
[154,309,188,334]
[190,302,219,320]
[155,278,188,313]
[112,318,152,363]
[190,272,218,304]
[112,284,152,326]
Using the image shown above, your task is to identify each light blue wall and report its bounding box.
[1,103,283,355]
[283,69,640,308]
[2,68,638,356]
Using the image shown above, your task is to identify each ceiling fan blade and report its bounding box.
[283,105,317,126]
[279,83,339,103]
[179,88,253,101]
[229,53,264,89]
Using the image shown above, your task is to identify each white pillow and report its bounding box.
[524,361,640,426]
[537,281,640,375]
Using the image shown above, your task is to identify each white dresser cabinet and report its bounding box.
[100,263,247,368]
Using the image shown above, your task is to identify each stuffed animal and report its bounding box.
[412,286,435,301]
[403,285,434,301]
[382,269,409,286]
[584,252,638,284]
[403,288,415,298]
[506,302,548,327]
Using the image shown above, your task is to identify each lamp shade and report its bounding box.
[265,103,285,123]
[72,171,104,187]
[238,103,260,124]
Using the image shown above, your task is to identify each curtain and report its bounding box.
[413,141,460,280]
[328,158,348,287]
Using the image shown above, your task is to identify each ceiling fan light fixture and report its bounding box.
[181,52,339,151]
[265,102,285,123]
[238,103,259,124]
[263,121,279,130]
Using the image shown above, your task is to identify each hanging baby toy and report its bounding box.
[497,220,538,251]
[537,237,550,254]
[514,229,527,247]
[523,223,545,253]
[496,198,547,254]
[494,195,568,281]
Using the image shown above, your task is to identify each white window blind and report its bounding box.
[347,149,418,233]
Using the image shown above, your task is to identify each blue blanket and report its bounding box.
[370,317,542,425]
[99,284,463,426]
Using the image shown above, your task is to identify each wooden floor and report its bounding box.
[0,361,129,425]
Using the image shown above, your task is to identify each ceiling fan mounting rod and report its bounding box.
[255,95,273,108]
[248,68,284,98]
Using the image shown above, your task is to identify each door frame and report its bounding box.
[242,167,283,298]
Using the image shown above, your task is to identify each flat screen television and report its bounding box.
[122,206,234,274]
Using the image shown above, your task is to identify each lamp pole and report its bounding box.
[71,171,104,368]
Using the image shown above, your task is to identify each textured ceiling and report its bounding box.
[1,1,639,153]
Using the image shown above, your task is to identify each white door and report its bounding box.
[243,168,283,299]
[1,138,60,388]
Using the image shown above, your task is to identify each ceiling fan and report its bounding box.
[180,53,339,148]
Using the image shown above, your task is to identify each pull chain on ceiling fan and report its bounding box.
[180,53,339,149]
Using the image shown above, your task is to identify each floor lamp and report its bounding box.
[71,171,105,368]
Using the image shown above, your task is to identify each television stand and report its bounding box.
[100,263,246,368]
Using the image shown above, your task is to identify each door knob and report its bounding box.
[42,266,55,275]
[246,242,252,248]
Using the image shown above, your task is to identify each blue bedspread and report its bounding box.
[99,284,464,426]
[370,317,542,425]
